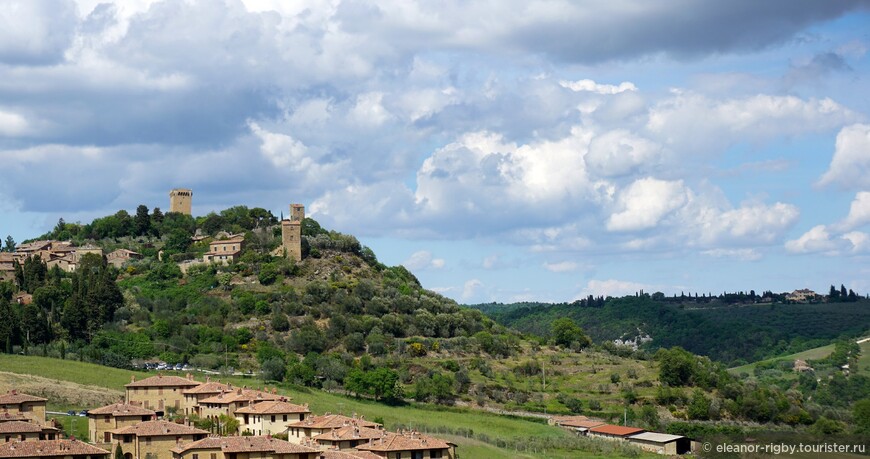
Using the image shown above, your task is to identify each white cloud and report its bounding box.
[785,225,840,254]
[819,124,870,189]
[350,92,393,126]
[839,191,870,230]
[843,231,870,253]
[585,130,666,178]
[607,178,687,232]
[249,122,310,169]
[577,279,653,299]
[461,279,483,301]
[559,79,637,94]
[402,250,445,271]
[693,201,800,246]
[0,109,29,136]
[543,261,579,272]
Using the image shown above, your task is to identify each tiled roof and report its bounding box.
[627,432,686,443]
[354,431,452,452]
[199,388,280,405]
[0,421,49,434]
[314,426,383,442]
[88,403,155,417]
[125,374,201,388]
[319,451,382,459]
[235,400,309,415]
[588,424,645,437]
[110,420,208,437]
[558,419,605,429]
[0,439,109,458]
[182,381,231,395]
[171,436,318,455]
[0,391,47,404]
[287,414,379,430]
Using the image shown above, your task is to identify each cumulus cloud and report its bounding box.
[461,279,483,301]
[0,110,30,136]
[838,191,870,230]
[402,250,445,271]
[819,124,870,189]
[785,225,840,254]
[0,0,78,65]
[543,261,580,273]
[607,178,688,232]
[559,79,637,94]
[701,248,762,261]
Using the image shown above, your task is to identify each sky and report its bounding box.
[2,1,870,304]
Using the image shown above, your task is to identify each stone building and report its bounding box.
[0,439,109,459]
[0,392,47,426]
[0,421,58,442]
[169,189,193,216]
[286,415,379,445]
[352,430,455,459]
[234,400,310,436]
[125,375,201,413]
[280,204,304,262]
[169,435,319,459]
[110,420,207,459]
[313,425,384,451]
[87,403,156,444]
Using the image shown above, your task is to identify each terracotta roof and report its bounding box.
[171,436,318,455]
[235,400,309,415]
[110,420,208,437]
[88,403,155,417]
[314,426,383,442]
[0,421,50,434]
[319,451,382,459]
[354,431,453,453]
[588,425,645,437]
[0,391,47,404]
[0,439,109,458]
[558,419,605,429]
[0,413,29,423]
[182,381,231,395]
[287,414,380,430]
[125,374,201,388]
[199,388,280,405]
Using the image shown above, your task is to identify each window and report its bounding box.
[145,437,151,445]
[271,415,276,423]
[210,453,217,459]
[193,455,199,459]
[105,415,111,423]
[282,415,287,422]
[431,450,443,458]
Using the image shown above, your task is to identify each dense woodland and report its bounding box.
[0,205,869,439]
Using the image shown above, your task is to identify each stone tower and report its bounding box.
[169,188,193,215]
[281,204,304,261]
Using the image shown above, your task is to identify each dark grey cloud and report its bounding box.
[0,0,78,65]
[785,51,853,86]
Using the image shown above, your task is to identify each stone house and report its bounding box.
[0,439,108,459]
[202,237,245,266]
[0,392,47,426]
[196,389,280,424]
[352,431,455,459]
[109,420,207,459]
[286,415,379,445]
[0,421,58,442]
[169,435,319,459]
[125,375,202,413]
[107,250,143,269]
[313,425,384,451]
[234,400,310,436]
[87,404,156,444]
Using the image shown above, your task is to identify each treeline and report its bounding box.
[474,295,870,365]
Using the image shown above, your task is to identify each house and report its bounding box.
[181,380,232,417]
[352,430,455,459]
[0,414,30,424]
[0,421,58,442]
[46,255,77,273]
[0,439,109,459]
[202,236,244,266]
[197,388,280,423]
[0,391,47,426]
[786,289,817,303]
[793,359,814,373]
[0,253,14,280]
[587,424,645,441]
[286,415,380,445]
[550,416,605,435]
[170,435,320,459]
[12,294,32,306]
[125,375,202,413]
[234,400,310,436]
[626,432,691,455]
[87,403,156,444]
[317,451,381,459]
[312,426,384,451]
[107,250,143,269]
[109,420,208,459]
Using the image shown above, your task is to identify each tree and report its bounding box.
[134,205,151,237]
[551,317,591,349]
[260,357,286,382]
[114,443,124,459]
[853,398,870,433]
[3,235,14,252]
[656,347,697,387]
[0,299,16,353]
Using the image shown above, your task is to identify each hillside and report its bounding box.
[471,296,870,365]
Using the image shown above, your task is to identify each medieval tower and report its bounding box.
[169,188,193,215]
[281,204,304,261]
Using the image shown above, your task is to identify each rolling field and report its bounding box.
[729,334,870,377]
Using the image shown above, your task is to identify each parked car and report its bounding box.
[66,410,76,416]
[78,410,88,417]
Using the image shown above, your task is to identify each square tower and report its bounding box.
[169,188,193,215]
[282,204,304,261]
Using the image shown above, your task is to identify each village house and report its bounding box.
[107,250,143,269]
[0,422,58,442]
[181,381,231,417]
[626,432,691,455]
[0,391,47,426]
[169,435,320,459]
[125,375,201,413]
[317,451,381,459]
[197,388,280,424]
[312,426,384,451]
[202,236,245,266]
[87,403,156,444]
[587,424,645,442]
[786,289,817,303]
[109,420,208,459]
[234,400,310,436]
[286,415,380,445]
[0,414,30,424]
[0,253,14,280]
[793,359,814,373]
[0,439,109,459]
[549,416,605,435]
[352,430,456,459]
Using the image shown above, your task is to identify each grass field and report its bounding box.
[0,355,654,459]
[729,334,870,377]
